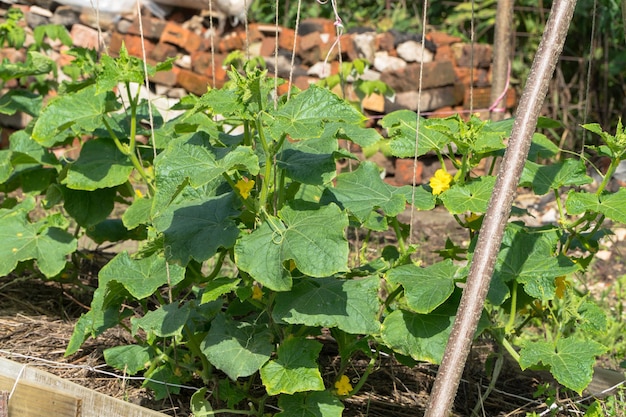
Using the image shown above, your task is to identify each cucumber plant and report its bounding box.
[0,14,620,415]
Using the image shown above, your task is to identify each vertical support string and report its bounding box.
[135,0,157,160]
[243,0,250,62]
[274,0,280,108]
[208,0,216,88]
[287,0,303,101]
[469,0,475,115]
[581,0,598,156]
[408,0,430,245]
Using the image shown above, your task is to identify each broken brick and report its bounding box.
[176,68,211,96]
[161,21,202,53]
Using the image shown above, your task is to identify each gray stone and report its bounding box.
[116,18,133,34]
[25,11,49,28]
[359,68,381,81]
[373,51,407,73]
[307,61,332,78]
[380,61,456,92]
[385,87,460,112]
[351,32,376,62]
[396,40,434,63]
[50,5,79,27]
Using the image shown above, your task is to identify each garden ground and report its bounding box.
[1,199,624,416]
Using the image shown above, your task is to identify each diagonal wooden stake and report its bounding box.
[424,0,578,415]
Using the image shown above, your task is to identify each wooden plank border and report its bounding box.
[0,358,169,417]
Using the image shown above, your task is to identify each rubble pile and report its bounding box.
[0,1,517,184]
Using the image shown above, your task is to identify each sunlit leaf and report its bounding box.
[201,313,272,380]
[519,338,606,394]
[260,337,324,395]
[273,276,381,334]
[235,204,349,291]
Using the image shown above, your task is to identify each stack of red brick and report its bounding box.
[105,13,516,115]
[1,1,517,116]
[1,2,517,184]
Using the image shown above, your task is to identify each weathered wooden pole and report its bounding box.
[424,0,578,415]
[490,0,514,121]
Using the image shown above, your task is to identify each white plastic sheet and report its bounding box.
[52,0,251,20]
[53,0,137,14]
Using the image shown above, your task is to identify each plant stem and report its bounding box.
[205,409,254,416]
[203,250,227,282]
[102,117,155,195]
[347,354,377,397]
[505,281,518,334]
[184,325,212,384]
[596,157,620,195]
[553,188,565,222]
[378,285,403,320]
[389,216,406,254]
[127,82,138,160]
[500,337,520,362]
[256,115,273,213]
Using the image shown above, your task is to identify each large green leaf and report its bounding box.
[62,139,133,190]
[269,85,365,140]
[103,345,152,375]
[260,337,324,395]
[380,110,450,157]
[13,166,56,194]
[158,134,259,187]
[195,88,241,117]
[0,89,42,117]
[153,132,258,212]
[200,313,273,380]
[276,391,344,417]
[325,161,407,222]
[86,219,147,244]
[438,176,496,214]
[380,309,454,364]
[399,184,437,211]
[0,199,76,277]
[278,136,338,185]
[387,260,459,314]
[122,196,153,229]
[153,193,241,266]
[131,302,192,338]
[0,51,55,82]
[519,338,606,394]
[332,122,382,148]
[494,224,579,300]
[199,277,241,304]
[190,388,213,416]
[235,204,349,291]
[98,252,186,299]
[96,45,153,93]
[152,111,218,149]
[520,159,592,195]
[32,84,118,146]
[66,282,134,356]
[472,119,509,154]
[528,133,560,161]
[566,188,626,224]
[9,130,58,166]
[273,276,381,334]
[0,150,12,183]
[63,187,116,227]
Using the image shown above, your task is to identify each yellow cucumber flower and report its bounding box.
[252,284,263,301]
[430,169,453,195]
[235,178,255,199]
[334,375,353,396]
